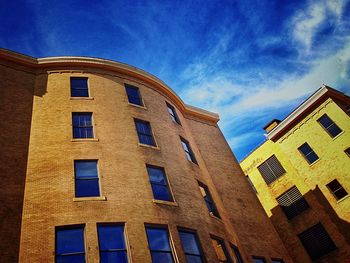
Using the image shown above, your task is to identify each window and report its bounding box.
[55,225,85,263]
[74,160,100,197]
[71,77,89,97]
[146,165,173,202]
[298,143,319,164]
[134,119,156,146]
[298,223,336,260]
[257,155,286,185]
[317,114,342,138]
[230,244,243,263]
[178,230,204,263]
[180,137,197,164]
[271,259,284,263]
[211,236,231,263]
[246,175,257,193]
[345,147,350,157]
[276,186,309,219]
[252,257,266,263]
[145,226,175,263]
[326,179,348,200]
[166,102,181,125]
[72,113,94,139]
[125,84,143,106]
[97,224,128,263]
[198,182,220,218]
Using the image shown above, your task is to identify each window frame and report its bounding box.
[70,77,89,98]
[276,186,309,220]
[198,181,220,218]
[74,160,101,198]
[125,84,144,107]
[298,142,319,165]
[252,256,266,263]
[345,147,350,157]
[326,179,348,200]
[257,155,286,185]
[145,224,176,263]
[55,224,86,263]
[317,114,342,138]
[271,258,284,263]
[210,235,232,263]
[97,223,129,263]
[134,118,157,147]
[178,228,206,263]
[230,243,244,263]
[146,164,174,202]
[180,137,197,164]
[72,112,95,139]
[166,102,181,125]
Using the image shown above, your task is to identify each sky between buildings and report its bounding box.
[1,0,350,161]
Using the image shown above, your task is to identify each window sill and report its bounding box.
[153,199,178,206]
[70,97,94,100]
[209,213,223,223]
[128,102,147,110]
[308,158,320,167]
[332,131,344,141]
[73,196,107,202]
[71,138,99,142]
[337,194,349,203]
[138,143,160,150]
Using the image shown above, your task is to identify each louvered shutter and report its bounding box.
[276,186,309,219]
[258,155,286,185]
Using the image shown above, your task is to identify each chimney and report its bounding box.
[263,119,281,133]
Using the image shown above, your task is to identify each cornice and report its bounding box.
[0,48,219,124]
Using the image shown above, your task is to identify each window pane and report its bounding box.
[179,231,200,255]
[147,167,166,184]
[327,124,342,137]
[126,85,143,106]
[75,179,100,197]
[253,258,266,263]
[71,78,88,97]
[306,151,319,164]
[56,254,85,263]
[150,252,174,263]
[318,115,333,128]
[100,251,128,263]
[135,119,156,146]
[334,188,348,200]
[151,184,173,201]
[299,143,312,156]
[98,225,126,250]
[75,161,98,179]
[146,228,171,251]
[56,228,85,255]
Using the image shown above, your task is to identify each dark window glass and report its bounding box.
[72,113,94,139]
[298,143,319,164]
[145,226,174,263]
[198,182,220,218]
[317,114,342,138]
[56,226,85,263]
[298,223,336,260]
[146,165,173,202]
[257,155,286,185]
[134,119,156,146]
[74,160,100,197]
[252,257,266,263]
[180,138,197,164]
[125,84,143,106]
[211,236,231,263]
[230,244,243,263]
[345,147,350,157]
[71,77,89,97]
[97,224,128,263]
[276,186,309,219]
[179,230,204,263]
[271,259,284,263]
[246,175,257,193]
[326,179,348,200]
[166,102,181,124]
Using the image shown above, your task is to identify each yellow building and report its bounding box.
[240,85,350,263]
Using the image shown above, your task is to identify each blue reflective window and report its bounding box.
[134,119,156,146]
[180,138,197,164]
[317,114,342,138]
[71,77,89,97]
[125,85,143,106]
[198,182,220,218]
[56,226,85,263]
[146,165,173,202]
[97,225,128,263]
[166,102,181,125]
[74,160,100,197]
[179,230,204,263]
[146,226,174,263]
[298,143,319,164]
[72,113,94,139]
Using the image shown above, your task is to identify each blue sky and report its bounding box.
[1,0,350,161]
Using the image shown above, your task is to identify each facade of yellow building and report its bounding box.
[240,86,350,263]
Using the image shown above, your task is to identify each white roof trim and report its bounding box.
[267,85,329,140]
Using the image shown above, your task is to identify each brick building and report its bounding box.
[240,86,350,263]
[0,48,292,263]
